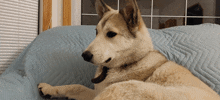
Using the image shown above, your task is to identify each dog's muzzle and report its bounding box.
[82,51,93,62]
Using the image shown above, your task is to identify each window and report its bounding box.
[81,0,220,29]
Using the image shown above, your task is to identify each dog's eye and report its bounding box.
[107,31,117,38]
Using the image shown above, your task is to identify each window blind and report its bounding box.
[0,0,39,74]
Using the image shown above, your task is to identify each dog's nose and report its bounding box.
[82,51,93,62]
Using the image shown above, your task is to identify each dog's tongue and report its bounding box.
[91,66,109,84]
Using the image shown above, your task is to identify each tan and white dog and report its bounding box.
[38,0,220,100]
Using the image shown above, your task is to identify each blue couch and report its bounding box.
[0,24,220,100]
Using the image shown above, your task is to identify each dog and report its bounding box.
[38,0,220,100]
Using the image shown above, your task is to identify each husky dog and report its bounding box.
[38,0,220,100]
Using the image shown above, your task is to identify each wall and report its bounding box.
[39,0,81,34]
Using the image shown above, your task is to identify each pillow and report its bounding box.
[0,24,219,100]
[150,23,220,94]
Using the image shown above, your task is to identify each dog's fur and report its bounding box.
[38,0,220,100]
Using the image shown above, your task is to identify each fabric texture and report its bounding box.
[0,24,219,100]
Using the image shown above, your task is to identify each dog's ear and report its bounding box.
[119,0,141,35]
[95,0,112,19]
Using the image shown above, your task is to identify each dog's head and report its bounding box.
[82,0,154,68]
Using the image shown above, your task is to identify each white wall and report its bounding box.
[52,0,81,27]
[72,0,81,26]
[52,0,63,28]
[39,0,81,33]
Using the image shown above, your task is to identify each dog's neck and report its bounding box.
[105,50,168,84]
[119,50,164,70]
[119,56,142,70]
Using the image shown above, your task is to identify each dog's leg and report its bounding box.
[93,80,220,100]
[38,83,95,100]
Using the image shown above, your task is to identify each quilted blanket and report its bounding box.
[0,23,219,100]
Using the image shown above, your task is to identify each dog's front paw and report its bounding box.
[38,83,68,99]
[38,83,55,99]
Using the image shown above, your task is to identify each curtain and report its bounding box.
[0,0,39,74]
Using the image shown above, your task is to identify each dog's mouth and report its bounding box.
[91,66,109,84]
[105,58,112,63]
[90,58,111,84]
